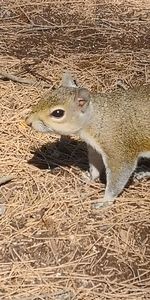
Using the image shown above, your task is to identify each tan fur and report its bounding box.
[26,73,150,207]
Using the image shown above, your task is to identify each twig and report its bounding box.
[18,24,77,33]
[0,175,13,186]
[0,71,51,87]
[0,71,36,85]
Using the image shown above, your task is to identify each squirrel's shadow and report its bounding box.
[28,136,89,173]
[28,136,150,187]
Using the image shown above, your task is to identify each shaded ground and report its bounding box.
[0,1,150,299]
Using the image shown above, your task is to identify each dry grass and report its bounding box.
[0,1,150,299]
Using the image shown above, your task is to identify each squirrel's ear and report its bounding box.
[61,71,77,88]
[75,88,91,112]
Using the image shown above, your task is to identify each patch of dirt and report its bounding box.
[1,1,150,60]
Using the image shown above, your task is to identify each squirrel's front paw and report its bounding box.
[82,171,91,182]
[82,171,100,183]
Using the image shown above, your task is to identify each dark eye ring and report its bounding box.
[51,109,65,118]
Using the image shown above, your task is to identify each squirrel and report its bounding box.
[26,72,150,208]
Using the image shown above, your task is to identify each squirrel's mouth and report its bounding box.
[30,119,51,133]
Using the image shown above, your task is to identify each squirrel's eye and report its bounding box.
[51,109,65,118]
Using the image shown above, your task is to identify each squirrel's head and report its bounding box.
[26,72,92,135]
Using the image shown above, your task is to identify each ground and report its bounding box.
[0,1,150,299]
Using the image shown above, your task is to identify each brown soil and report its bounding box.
[0,1,150,299]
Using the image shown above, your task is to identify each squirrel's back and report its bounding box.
[89,85,150,154]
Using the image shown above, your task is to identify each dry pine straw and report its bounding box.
[0,62,150,300]
[0,0,150,299]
